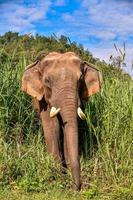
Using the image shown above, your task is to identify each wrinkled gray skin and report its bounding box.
[21,52,101,191]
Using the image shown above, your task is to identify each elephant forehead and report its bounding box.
[44,51,78,58]
[42,56,81,77]
[58,67,80,80]
[46,61,81,79]
[43,51,81,63]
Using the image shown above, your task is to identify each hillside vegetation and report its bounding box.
[0,32,133,200]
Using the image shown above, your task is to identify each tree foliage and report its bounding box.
[0,31,131,81]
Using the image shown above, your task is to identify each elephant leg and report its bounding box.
[40,109,61,162]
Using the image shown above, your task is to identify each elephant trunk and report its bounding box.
[59,92,81,191]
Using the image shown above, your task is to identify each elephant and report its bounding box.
[21,52,102,191]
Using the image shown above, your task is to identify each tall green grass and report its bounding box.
[85,76,133,186]
[0,44,133,199]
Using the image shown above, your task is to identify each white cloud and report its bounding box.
[54,0,66,6]
[0,0,51,34]
[89,44,133,75]
[63,13,74,22]
[61,0,133,73]
[62,1,133,40]
[87,0,133,36]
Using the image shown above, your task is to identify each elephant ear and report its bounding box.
[81,61,102,99]
[21,60,44,101]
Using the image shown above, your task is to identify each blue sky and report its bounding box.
[0,0,133,74]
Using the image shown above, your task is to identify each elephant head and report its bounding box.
[21,52,102,190]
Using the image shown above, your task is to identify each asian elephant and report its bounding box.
[21,52,102,191]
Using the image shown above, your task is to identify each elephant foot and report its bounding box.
[72,182,81,191]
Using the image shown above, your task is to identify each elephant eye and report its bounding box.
[44,76,51,87]
[45,77,49,83]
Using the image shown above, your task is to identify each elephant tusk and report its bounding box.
[77,107,86,120]
[50,107,61,118]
